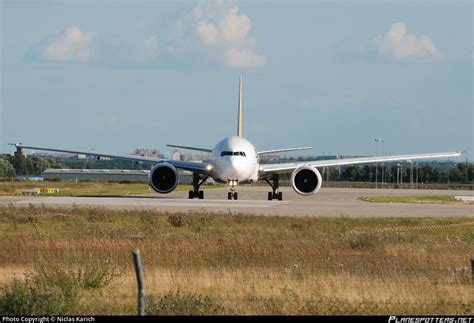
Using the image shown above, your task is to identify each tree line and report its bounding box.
[0,154,64,177]
[333,163,472,184]
[275,162,472,184]
[0,154,148,178]
[0,154,472,184]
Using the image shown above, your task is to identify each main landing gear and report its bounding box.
[228,180,238,200]
[264,174,283,201]
[188,173,208,199]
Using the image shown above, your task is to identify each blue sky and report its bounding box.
[1,0,472,160]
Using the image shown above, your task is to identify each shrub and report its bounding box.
[348,233,377,249]
[86,208,106,222]
[168,214,184,228]
[33,262,119,290]
[290,221,312,232]
[146,290,226,315]
[0,279,36,315]
[0,278,78,315]
[77,265,119,289]
[0,261,120,315]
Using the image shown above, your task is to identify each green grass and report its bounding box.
[0,180,219,197]
[360,195,471,204]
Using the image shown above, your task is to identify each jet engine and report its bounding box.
[290,166,322,195]
[149,163,179,194]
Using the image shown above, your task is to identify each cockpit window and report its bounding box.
[220,151,246,157]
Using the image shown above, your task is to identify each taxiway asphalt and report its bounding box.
[0,187,472,217]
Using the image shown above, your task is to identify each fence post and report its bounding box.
[471,256,474,282]
[132,248,145,316]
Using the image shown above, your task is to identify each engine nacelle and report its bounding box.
[291,166,322,195]
[149,163,179,194]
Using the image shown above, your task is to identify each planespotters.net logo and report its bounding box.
[389,317,473,323]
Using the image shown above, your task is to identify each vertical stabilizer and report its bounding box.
[237,74,243,137]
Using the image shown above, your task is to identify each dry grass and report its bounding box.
[0,205,472,315]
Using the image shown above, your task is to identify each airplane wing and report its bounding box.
[259,151,463,176]
[257,147,312,155]
[10,144,211,175]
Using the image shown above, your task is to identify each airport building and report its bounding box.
[131,149,164,159]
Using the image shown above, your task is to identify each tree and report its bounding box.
[420,165,433,183]
[432,167,446,183]
[342,166,358,182]
[0,157,16,178]
[10,155,29,175]
[360,165,373,182]
[451,163,470,183]
[383,165,392,183]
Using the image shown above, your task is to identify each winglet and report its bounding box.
[237,74,243,137]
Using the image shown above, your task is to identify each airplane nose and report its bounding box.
[230,158,240,172]
[227,157,244,179]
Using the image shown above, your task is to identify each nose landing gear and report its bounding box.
[188,173,208,199]
[227,180,238,200]
[228,191,238,200]
[264,174,283,201]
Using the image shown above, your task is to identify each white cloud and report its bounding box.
[372,22,443,60]
[40,26,97,62]
[196,21,219,44]
[218,6,251,45]
[372,22,442,61]
[133,34,159,62]
[32,26,160,64]
[28,1,266,68]
[170,0,267,68]
[225,48,266,67]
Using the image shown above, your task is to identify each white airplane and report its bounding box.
[11,76,462,201]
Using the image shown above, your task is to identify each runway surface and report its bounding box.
[1,187,472,217]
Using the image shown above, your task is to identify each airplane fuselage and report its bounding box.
[210,136,259,184]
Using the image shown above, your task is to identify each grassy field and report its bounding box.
[0,180,219,197]
[360,195,472,204]
[0,205,472,315]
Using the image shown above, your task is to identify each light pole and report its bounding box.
[374,139,384,189]
[447,161,450,187]
[408,160,414,189]
[380,139,385,188]
[396,165,399,187]
[374,139,379,189]
[400,164,403,188]
[396,163,403,188]
[416,163,419,189]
